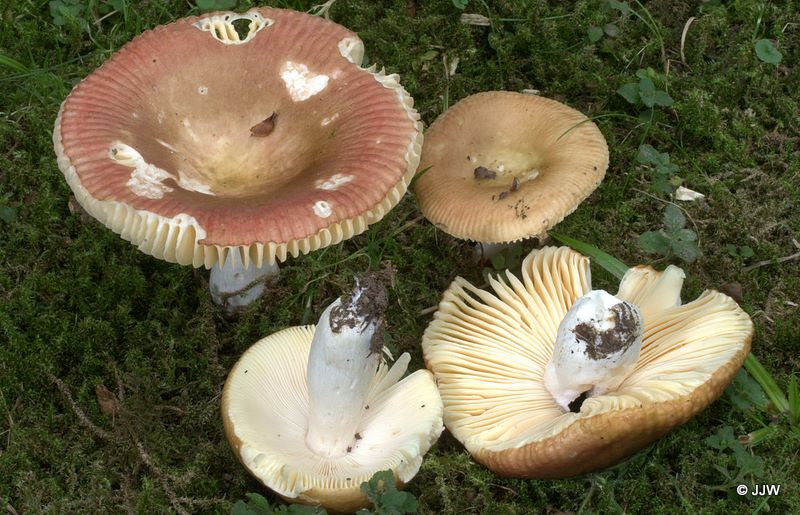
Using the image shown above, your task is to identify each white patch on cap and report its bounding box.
[111,142,214,199]
[156,139,178,153]
[338,37,364,65]
[320,113,340,126]
[111,143,175,200]
[177,175,215,196]
[312,200,332,218]
[181,118,199,142]
[315,174,353,191]
[198,86,208,95]
[281,62,329,102]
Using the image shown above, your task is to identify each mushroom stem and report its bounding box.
[305,275,388,457]
[543,290,644,412]
[209,250,280,314]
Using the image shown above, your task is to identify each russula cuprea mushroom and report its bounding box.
[53,7,422,312]
[422,246,753,478]
[413,92,608,259]
[222,274,444,512]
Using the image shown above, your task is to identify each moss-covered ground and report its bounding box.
[1,0,799,513]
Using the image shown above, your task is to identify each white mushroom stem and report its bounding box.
[544,290,644,411]
[209,250,280,314]
[305,277,386,457]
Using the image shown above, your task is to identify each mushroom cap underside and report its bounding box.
[422,246,753,478]
[413,92,608,243]
[55,7,422,269]
[222,326,444,512]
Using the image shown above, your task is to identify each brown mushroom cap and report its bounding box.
[413,92,608,243]
[422,247,753,478]
[54,8,422,269]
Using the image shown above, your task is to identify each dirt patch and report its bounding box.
[574,301,642,361]
[473,166,497,180]
[329,271,389,355]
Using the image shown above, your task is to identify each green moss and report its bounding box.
[1,0,799,513]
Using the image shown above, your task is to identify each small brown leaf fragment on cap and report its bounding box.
[718,282,743,304]
[510,177,520,192]
[250,112,277,137]
[498,191,510,200]
[95,384,118,418]
[474,166,497,180]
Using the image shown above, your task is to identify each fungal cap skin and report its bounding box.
[413,92,608,243]
[222,326,444,512]
[422,247,753,478]
[54,7,422,269]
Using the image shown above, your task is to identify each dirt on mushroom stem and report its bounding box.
[574,301,641,361]
[329,271,390,356]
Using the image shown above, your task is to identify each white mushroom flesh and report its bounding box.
[544,290,644,411]
[305,277,386,457]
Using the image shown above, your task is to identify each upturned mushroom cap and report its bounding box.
[222,326,443,512]
[421,246,753,478]
[413,92,608,243]
[54,8,422,269]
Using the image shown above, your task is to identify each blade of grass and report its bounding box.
[744,354,790,413]
[0,53,30,74]
[549,232,629,280]
[788,374,799,426]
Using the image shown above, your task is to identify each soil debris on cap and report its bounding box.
[250,112,277,137]
[510,177,520,192]
[474,166,497,180]
[573,301,642,360]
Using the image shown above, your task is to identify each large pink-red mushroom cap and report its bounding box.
[54,8,422,269]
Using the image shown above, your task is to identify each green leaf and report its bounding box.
[548,232,629,280]
[726,244,739,257]
[651,175,673,194]
[653,90,674,107]
[731,442,765,477]
[360,469,416,514]
[49,0,86,26]
[755,39,782,65]
[740,246,754,258]
[673,228,697,242]
[607,0,631,15]
[490,252,506,270]
[636,144,660,165]
[670,239,700,262]
[637,108,655,124]
[603,23,619,37]
[639,231,671,254]
[588,26,604,43]
[662,204,686,231]
[452,0,469,10]
[0,205,17,224]
[638,78,656,107]
[705,425,736,450]
[617,83,640,105]
[726,369,769,411]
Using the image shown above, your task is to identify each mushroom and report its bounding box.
[53,8,422,313]
[413,92,608,261]
[222,274,444,512]
[421,246,753,478]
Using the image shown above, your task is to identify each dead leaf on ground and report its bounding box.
[95,384,119,418]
